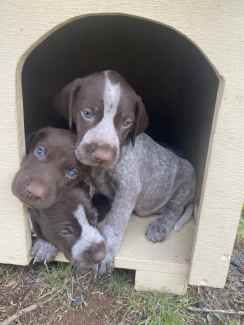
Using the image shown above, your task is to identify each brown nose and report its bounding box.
[26,182,46,200]
[94,148,115,163]
[87,241,106,264]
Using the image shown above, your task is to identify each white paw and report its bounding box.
[97,253,114,275]
[32,239,58,263]
[97,225,121,275]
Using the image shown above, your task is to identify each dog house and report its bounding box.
[0,1,244,294]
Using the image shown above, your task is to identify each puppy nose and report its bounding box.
[94,148,115,163]
[88,241,106,264]
[26,182,46,200]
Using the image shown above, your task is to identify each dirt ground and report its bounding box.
[0,265,136,325]
[0,242,244,325]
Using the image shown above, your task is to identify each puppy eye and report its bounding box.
[60,226,73,236]
[34,145,47,160]
[80,108,95,121]
[122,119,133,128]
[66,167,79,180]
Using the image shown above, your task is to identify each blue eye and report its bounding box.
[34,145,47,160]
[80,108,95,121]
[66,167,79,180]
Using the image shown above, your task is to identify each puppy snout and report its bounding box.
[26,182,47,200]
[75,142,117,166]
[87,143,116,163]
[93,148,115,163]
[86,241,106,264]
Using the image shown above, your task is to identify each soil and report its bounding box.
[56,294,116,325]
[0,266,131,325]
[1,244,244,325]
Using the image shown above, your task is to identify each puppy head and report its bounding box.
[12,127,89,209]
[56,204,105,269]
[54,70,149,168]
[69,192,112,267]
[72,205,106,267]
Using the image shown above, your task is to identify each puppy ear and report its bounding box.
[131,96,149,145]
[54,78,83,129]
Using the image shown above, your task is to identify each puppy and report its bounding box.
[12,127,110,268]
[55,70,196,274]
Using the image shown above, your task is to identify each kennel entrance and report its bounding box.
[2,5,242,295]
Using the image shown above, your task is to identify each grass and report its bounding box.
[98,271,189,324]
[127,293,192,325]
[40,262,73,290]
[39,265,197,324]
[0,254,242,324]
[237,205,244,242]
[112,272,192,324]
[35,263,192,324]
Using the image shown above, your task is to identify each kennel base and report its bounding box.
[57,216,194,294]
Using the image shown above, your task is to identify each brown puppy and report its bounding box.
[12,127,109,267]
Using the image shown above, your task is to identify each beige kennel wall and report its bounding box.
[0,1,243,288]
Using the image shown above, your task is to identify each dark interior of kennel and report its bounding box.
[22,14,220,199]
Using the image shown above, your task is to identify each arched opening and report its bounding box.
[20,14,222,203]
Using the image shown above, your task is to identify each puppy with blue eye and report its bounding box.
[12,127,112,267]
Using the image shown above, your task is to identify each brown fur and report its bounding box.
[12,127,111,265]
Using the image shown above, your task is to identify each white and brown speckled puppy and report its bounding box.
[12,127,111,268]
[55,70,196,274]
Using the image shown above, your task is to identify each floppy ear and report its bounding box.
[53,78,83,129]
[131,96,149,145]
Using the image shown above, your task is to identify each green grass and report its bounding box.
[228,321,242,325]
[39,266,196,324]
[129,294,191,325]
[237,205,244,242]
[40,262,73,290]
[1,260,241,324]
[98,271,196,325]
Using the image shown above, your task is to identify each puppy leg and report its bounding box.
[98,184,140,275]
[146,208,182,242]
[174,203,194,232]
[146,182,195,242]
[32,239,58,263]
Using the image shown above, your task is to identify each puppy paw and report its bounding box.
[146,221,170,242]
[32,239,58,263]
[97,254,114,275]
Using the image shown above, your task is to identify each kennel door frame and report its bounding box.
[0,2,243,290]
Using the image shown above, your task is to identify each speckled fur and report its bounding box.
[54,71,196,274]
[94,133,196,273]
